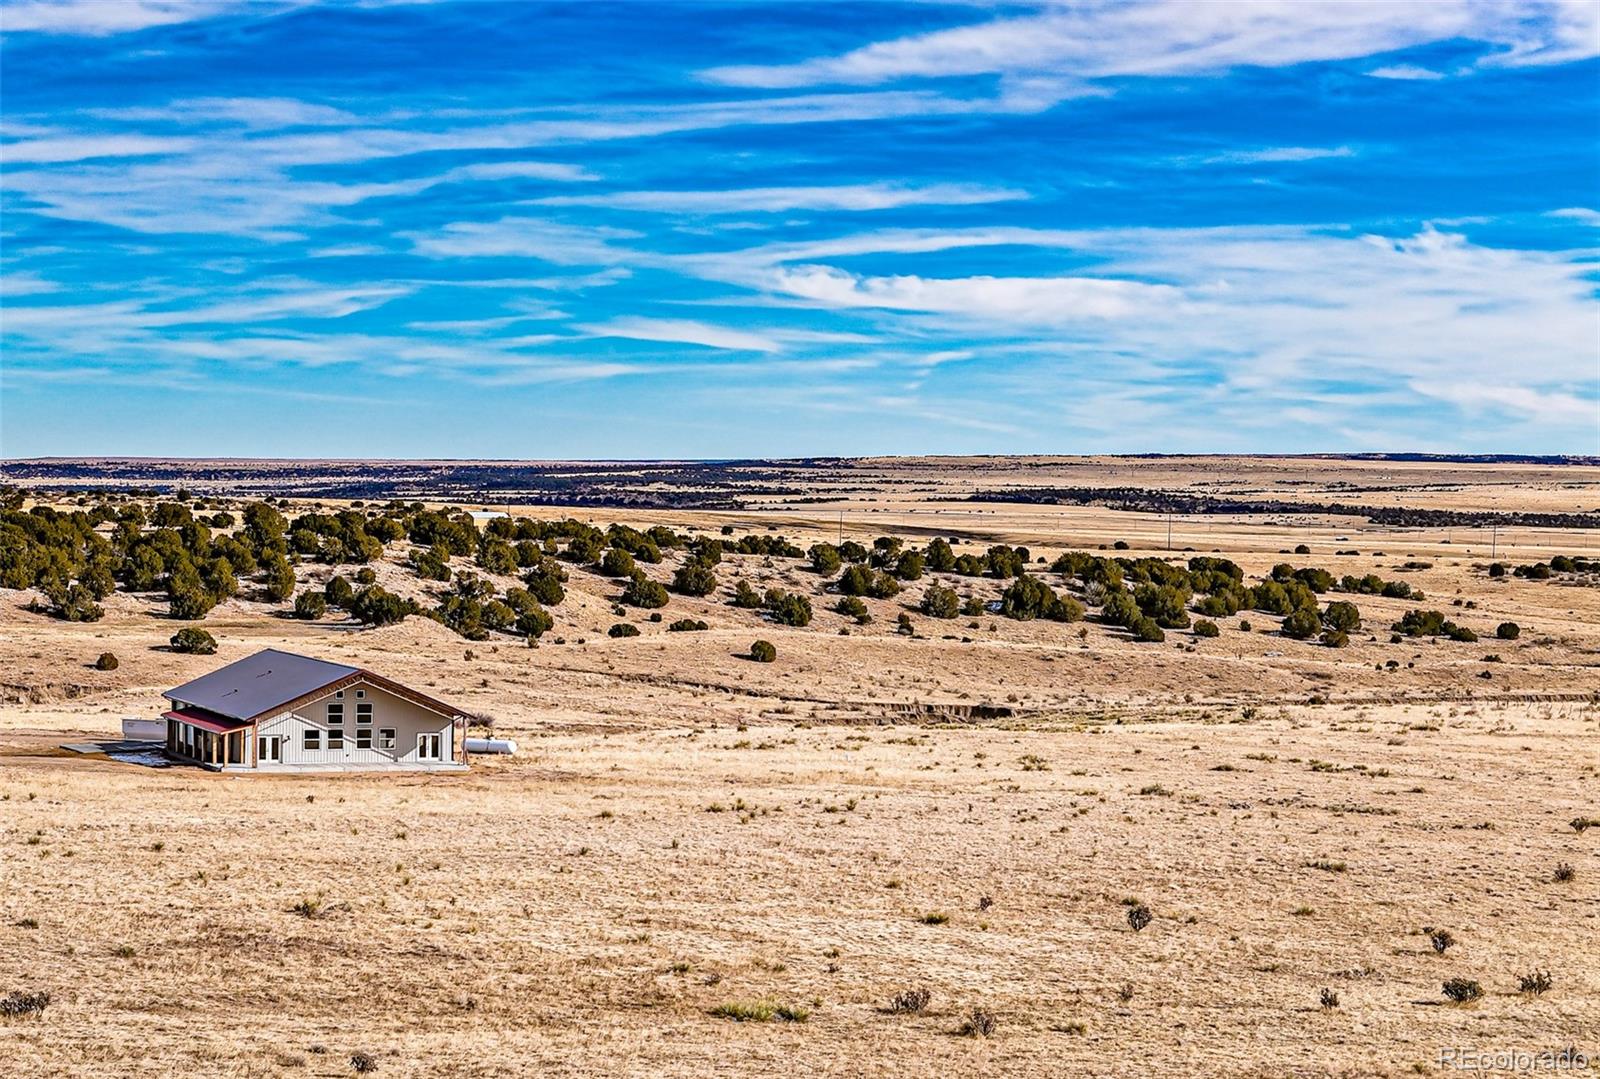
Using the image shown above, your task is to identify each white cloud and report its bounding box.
[2,152,596,240]
[0,134,196,163]
[0,271,60,297]
[449,161,598,183]
[1366,64,1447,80]
[677,223,1598,432]
[1549,207,1600,226]
[765,265,1179,322]
[1408,380,1597,424]
[1203,146,1356,164]
[704,1,1600,88]
[581,316,782,353]
[0,0,248,35]
[534,182,1025,214]
[406,219,642,263]
[88,97,363,128]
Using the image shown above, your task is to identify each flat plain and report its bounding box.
[2,455,1597,1077]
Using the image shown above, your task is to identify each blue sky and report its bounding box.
[2,0,1597,458]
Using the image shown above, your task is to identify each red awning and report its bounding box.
[163,709,251,734]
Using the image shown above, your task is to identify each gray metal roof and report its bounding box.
[163,648,361,721]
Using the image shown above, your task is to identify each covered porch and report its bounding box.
[163,708,253,770]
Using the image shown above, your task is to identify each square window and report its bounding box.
[328,728,344,750]
[304,729,321,750]
[335,690,344,699]
[378,728,396,750]
[355,689,365,699]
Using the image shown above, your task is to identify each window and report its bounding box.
[378,728,396,750]
[356,729,372,750]
[355,689,365,699]
[335,690,344,699]
[304,729,321,750]
[328,728,344,750]
[356,702,373,724]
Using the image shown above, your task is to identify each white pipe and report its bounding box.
[464,737,516,754]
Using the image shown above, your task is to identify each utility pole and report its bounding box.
[1166,512,1172,552]
[838,509,843,547]
[1491,523,1498,560]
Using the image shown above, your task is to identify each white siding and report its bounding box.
[254,680,460,771]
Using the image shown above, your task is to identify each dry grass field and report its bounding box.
[3,455,1598,1077]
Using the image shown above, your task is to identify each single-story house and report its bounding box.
[162,648,468,772]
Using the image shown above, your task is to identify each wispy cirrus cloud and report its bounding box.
[1366,64,1448,80]
[1201,145,1356,165]
[533,182,1026,214]
[704,0,1600,88]
[581,316,783,353]
[0,0,254,35]
[0,133,196,163]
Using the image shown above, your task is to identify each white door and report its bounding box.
[258,736,281,763]
[417,733,441,761]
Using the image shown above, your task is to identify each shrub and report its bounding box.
[668,618,708,632]
[324,575,354,608]
[349,586,418,626]
[1193,619,1219,638]
[1320,629,1349,648]
[608,623,640,638]
[350,1051,378,1074]
[621,572,668,609]
[170,628,217,655]
[889,986,932,1014]
[1322,600,1361,633]
[672,560,718,597]
[1552,862,1575,883]
[522,560,568,606]
[293,591,327,620]
[1496,622,1521,640]
[710,1000,775,1022]
[920,583,961,619]
[764,590,812,627]
[836,564,900,599]
[895,551,925,581]
[515,605,554,640]
[958,1009,997,1037]
[1281,608,1321,639]
[0,990,50,1017]
[1517,969,1553,996]
[1130,617,1165,643]
[1430,928,1456,954]
[750,639,776,663]
[599,548,636,578]
[1126,904,1152,932]
[808,544,842,575]
[1442,978,1483,1003]
[1319,987,1339,1010]
[835,596,871,623]
[94,651,119,671]
[732,580,763,609]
